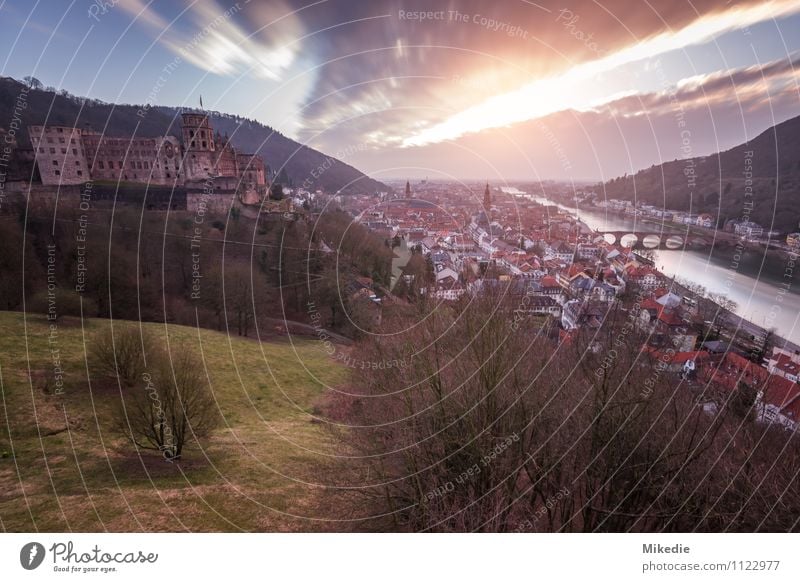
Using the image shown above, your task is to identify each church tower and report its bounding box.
[484,182,491,207]
[405,180,412,199]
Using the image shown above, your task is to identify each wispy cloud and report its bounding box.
[117,0,304,80]
[595,53,800,118]
[402,0,800,147]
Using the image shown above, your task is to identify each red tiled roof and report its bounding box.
[762,375,800,419]
[641,298,661,311]
[658,308,683,326]
[701,351,770,390]
[670,351,710,364]
[774,353,800,375]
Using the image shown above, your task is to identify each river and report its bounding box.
[527,195,800,345]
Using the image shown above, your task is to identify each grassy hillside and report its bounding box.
[597,114,800,232]
[0,311,361,532]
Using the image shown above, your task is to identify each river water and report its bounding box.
[527,196,800,344]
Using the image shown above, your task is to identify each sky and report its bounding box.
[1,0,799,182]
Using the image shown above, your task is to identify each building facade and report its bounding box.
[28,112,268,204]
[28,125,90,185]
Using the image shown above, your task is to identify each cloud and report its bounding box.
[400,0,800,146]
[117,0,304,80]
[597,53,800,119]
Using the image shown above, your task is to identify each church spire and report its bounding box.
[405,180,411,199]
[484,182,491,207]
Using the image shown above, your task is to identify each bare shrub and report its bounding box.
[88,326,157,387]
[116,347,219,461]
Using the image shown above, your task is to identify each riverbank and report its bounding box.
[528,193,800,345]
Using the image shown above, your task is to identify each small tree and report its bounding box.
[23,76,43,90]
[118,348,218,461]
[729,380,758,420]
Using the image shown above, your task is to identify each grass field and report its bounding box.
[0,311,363,532]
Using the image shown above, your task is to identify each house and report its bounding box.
[626,265,661,290]
[701,351,769,390]
[561,300,583,330]
[734,221,763,240]
[672,212,687,224]
[576,242,601,260]
[545,241,575,263]
[648,349,710,374]
[435,266,459,285]
[539,275,565,303]
[655,289,682,309]
[515,295,562,317]
[430,283,466,301]
[768,352,800,383]
[757,376,800,430]
[561,300,610,330]
[592,282,617,302]
[696,213,714,228]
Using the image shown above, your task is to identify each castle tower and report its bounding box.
[484,182,491,208]
[181,112,216,181]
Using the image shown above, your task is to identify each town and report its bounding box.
[339,179,800,433]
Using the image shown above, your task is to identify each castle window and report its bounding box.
[55,170,61,175]
[61,148,66,154]
[191,141,196,148]
[166,172,171,178]
[75,160,80,166]
[57,128,63,133]
[77,171,83,176]
[70,139,75,144]
[72,149,77,155]
[52,160,58,166]
[99,161,104,169]
[202,141,207,148]
[59,137,65,144]
[50,148,55,154]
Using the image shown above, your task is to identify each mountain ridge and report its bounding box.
[595,114,800,232]
[0,76,389,195]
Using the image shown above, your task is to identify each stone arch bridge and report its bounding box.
[598,231,715,250]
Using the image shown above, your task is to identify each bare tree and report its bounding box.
[117,347,219,461]
[335,288,796,532]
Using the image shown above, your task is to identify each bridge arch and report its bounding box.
[620,233,639,248]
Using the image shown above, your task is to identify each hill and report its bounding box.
[596,114,800,233]
[0,76,389,195]
[0,311,369,532]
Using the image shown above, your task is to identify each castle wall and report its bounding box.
[82,133,181,184]
[27,114,269,205]
[28,126,89,185]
